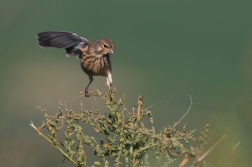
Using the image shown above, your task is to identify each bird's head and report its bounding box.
[100,38,115,55]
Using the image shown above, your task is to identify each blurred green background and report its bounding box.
[0,1,251,166]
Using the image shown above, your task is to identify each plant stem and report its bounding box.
[134,144,158,156]
[30,122,79,166]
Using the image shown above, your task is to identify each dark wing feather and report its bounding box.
[37,31,88,56]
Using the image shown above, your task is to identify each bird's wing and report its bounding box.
[37,31,88,57]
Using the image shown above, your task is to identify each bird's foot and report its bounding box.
[108,85,117,103]
[85,89,90,97]
[80,89,90,97]
[109,83,113,93]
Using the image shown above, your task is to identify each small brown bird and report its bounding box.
[37,31,115,97]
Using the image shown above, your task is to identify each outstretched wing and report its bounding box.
[37,31,88,57]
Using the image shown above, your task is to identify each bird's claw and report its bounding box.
[80,88,90,97]
[109,83,113,93]
[85,90,90,97]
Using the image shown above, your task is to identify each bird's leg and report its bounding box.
[106,78,112,92]
[107,77,114,104]
[107,73,113,93]
[85,76,93,97]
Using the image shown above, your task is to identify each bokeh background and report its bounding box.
[0,1,251,166]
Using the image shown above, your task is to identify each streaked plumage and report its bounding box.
[37,31,115,97]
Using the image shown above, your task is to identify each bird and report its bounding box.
[36,31,115,97]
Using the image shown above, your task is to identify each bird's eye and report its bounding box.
[103,44,108,48]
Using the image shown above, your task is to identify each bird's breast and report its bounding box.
[80,54,111,76]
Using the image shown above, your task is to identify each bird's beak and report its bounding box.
[109,49,114,55]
